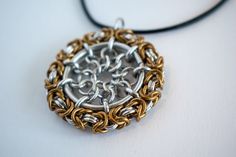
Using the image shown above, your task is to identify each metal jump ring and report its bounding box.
[114,18,125,29]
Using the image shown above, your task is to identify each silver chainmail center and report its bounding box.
[63,41,144,111]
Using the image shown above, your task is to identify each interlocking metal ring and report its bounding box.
[44,21,164,133]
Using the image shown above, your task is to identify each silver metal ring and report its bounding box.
[63,42,144,110]
[114,18,125,29]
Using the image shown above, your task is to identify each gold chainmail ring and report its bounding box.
[45,24,164,133]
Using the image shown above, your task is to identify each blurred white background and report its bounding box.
[0,0,235,157]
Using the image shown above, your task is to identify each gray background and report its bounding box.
[0,0,235,157]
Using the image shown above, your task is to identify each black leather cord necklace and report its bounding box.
[81,0,228,34]
[44,0,228,133]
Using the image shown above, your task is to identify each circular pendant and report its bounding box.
[45,21,164,133]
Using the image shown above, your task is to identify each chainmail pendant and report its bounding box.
[45,19,164,133]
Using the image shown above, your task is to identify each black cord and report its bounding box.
[80,0,228,34]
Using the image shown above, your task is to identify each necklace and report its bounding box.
[44,0,227,133]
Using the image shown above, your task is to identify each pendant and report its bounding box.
[44,19,164,133]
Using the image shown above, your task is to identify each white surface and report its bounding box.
[0,0,235,157]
